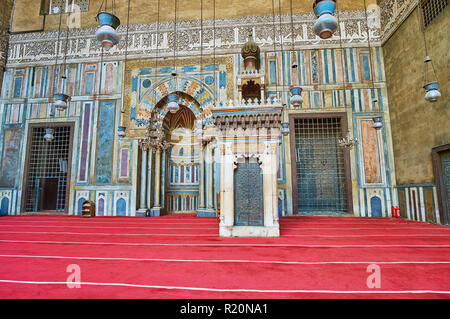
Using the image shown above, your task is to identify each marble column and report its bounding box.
[219,143,235,235]
[151,148,162,216]
[262,142,279,228]
[206,142,214,211]
[161,150,166,209]
[146,150,153,210]
[197,142,206,214]
[138,148,147,214]
[219,143,225,223]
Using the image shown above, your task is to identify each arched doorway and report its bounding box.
[136,83,215,217]
[163,104,201,214]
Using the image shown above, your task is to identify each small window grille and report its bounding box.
[41,0,90,15]
[421,0,448,29]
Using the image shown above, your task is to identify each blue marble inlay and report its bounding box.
[183,66,196,72]
[116,198,126,216]
[370,196,382,217]
[95,101,115,184]
[160,67,173,73]
[362,55,371,81]
[219,71,226,88]
[85,73,95,95]
[205,76,214,85]
[269,60,277,84]
[0,197,9,216]
[77,198,86,215]
[13,77,22,98]
[142,79,152,88]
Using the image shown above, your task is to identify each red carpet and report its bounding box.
[0,215,449,299]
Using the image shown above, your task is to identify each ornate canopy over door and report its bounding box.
[213,104,282,237]
[234,157,264,226]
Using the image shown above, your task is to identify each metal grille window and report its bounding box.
[294,118,347,214]
[421,0,448,28]
[25,126,71,213]
[41,0,90,15]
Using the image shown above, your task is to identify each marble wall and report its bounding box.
[0,4,419,221]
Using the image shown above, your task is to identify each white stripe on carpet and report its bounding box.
[0,254,449,265]
[1,239,450,248]
[0,279,449,294]
[0,230,449,237]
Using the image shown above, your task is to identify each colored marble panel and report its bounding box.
[219,71,226,88]
[116,198,126,216]
[362,55,371,81]
[85,72,95,95]
[0,197,8,216]
[78,103,91,182]
[120,148,129,178]
[104,63,114,94]
[97,198,105,216]
[311,51,319,84]
[269,60,277,84]
[0,128,21,188]
[183,66,196,72]
[13,76,22,97]
[370,196,382,217]
[160,67,173,73]
[95,101,115,184]
[180,166,185,183]
[361,120,382,184]
[77,197,86,215]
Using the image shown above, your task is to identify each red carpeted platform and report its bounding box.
[0,214,449,299]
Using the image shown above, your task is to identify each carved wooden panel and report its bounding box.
[398,189,406,218]
[425,189,435,223]
[234,158,264,226]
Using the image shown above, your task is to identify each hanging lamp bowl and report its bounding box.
[290,94,304,107]
[117,126,126,137]
[96,12,120,49]
[424,82,441,102]
[54,93,70,111]
[281,122,290,136]
[167,93,180,113]
[96,25,120,49]
[44,128,55,142]
[313,13,338,39]
[313,0,336,17]
[97,12,121,29]
[372,117,383,130]
[167,101,180,113]
[290,87,303,96]
[290,87,303,107]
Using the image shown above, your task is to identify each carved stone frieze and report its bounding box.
[212,107,282,131]
[6,10,382,67]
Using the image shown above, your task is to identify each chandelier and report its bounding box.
[139,111,171,151]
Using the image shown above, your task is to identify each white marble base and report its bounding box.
[136,208,149,217]
[219,225,280,237]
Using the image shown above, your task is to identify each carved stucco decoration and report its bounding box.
[6,10,385,67]
[123,56,234,139]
